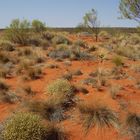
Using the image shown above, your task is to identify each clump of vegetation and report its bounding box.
[74,40,87,48]
[52,35,71,45]
[28,98,65,122]
[26,67,43,80]
[32,19,46,32]
[78,101,119,133]
[2,113,46,140]
[109,84,121,99]
[125,113,140,140]
[45,122,68,140]
[112,55,124,67]
[47,79,73,96]
[0,40,15,51]
[0,80,9,91]
[22,85,35,95]
[4,19,30,45]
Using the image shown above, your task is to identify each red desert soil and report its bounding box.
[1,35,140,140]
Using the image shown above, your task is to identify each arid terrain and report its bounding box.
[0,27,140,140]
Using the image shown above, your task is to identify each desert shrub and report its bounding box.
[28,98,65,122]
[41,31,55,41]
[46,63,59,69]
[47,79,73,97]
[72,70,83,76]
[19,48,34,56]
[52,35,71,45]
[78,101,119,133]
[112,56,124,67]
[99,31,110,40]
[125,113,140,139]
[87,45,97,52]
[16,58,34,75]
[76,86,89,94]
[61,73,73,81]
[74,40,87,48]
[0,40,15,51]
[131,64,140,73]
[22,85,35,95]
[109,85,121,99]
[4,19,30,45]
[0,52,10,64]
[81,77,97,86]
[26,67,43,80]
[45,123,68,140]
[0,92,19,104]
[2,113,46,140]
[0,80,9,91]
[27,35,42,46]
[0,66,10,78]
[32,20,46,32]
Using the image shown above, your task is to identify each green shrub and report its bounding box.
[52,35,71,45]
[112,56,123,67]
[47,79,73,96]
[4,19,30,45]
[0,40,15,51]
[32,20,46,32]
[2,113,45,140]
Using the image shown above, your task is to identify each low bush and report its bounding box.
[52,35,71,45]
[112,56,123,67]
[78,101,119,133]
[4,19,30,45]
[47,79,73,97]
[125,113,140,139]
[2,113,46,140]
[0,40,15,51]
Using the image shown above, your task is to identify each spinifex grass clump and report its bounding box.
[125,113,140,139]
[78,101,119,133]
[0,40,15,51]
[2,113,46,140]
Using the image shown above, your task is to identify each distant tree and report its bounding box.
[83,9,100,42]
[5,19,30,45]
[119,0,140,23]
[32,20,46,32]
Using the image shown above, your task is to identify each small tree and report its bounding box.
[119,0,140,23]
[83,9,100,42]
[4,19,30,45]
[32,20,46,32]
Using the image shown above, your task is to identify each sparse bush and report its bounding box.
[2,113,46,140]
[74,40,87,48]
[99,31,110,40]
[61,73,73,81]
[45,122,68,140]
[32,20,46,32]
[78,101,119,133]
[52,35,71,45]
[22,85,34,95]
[0,52,10,64]
[28,98,65,122]
[112,56,123,67]
[26,67,43,80]
[4,19,30,45]
[0,80,9,91]
[125,113,140,139]
[0,40,15,51]
[109,85,121,99]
